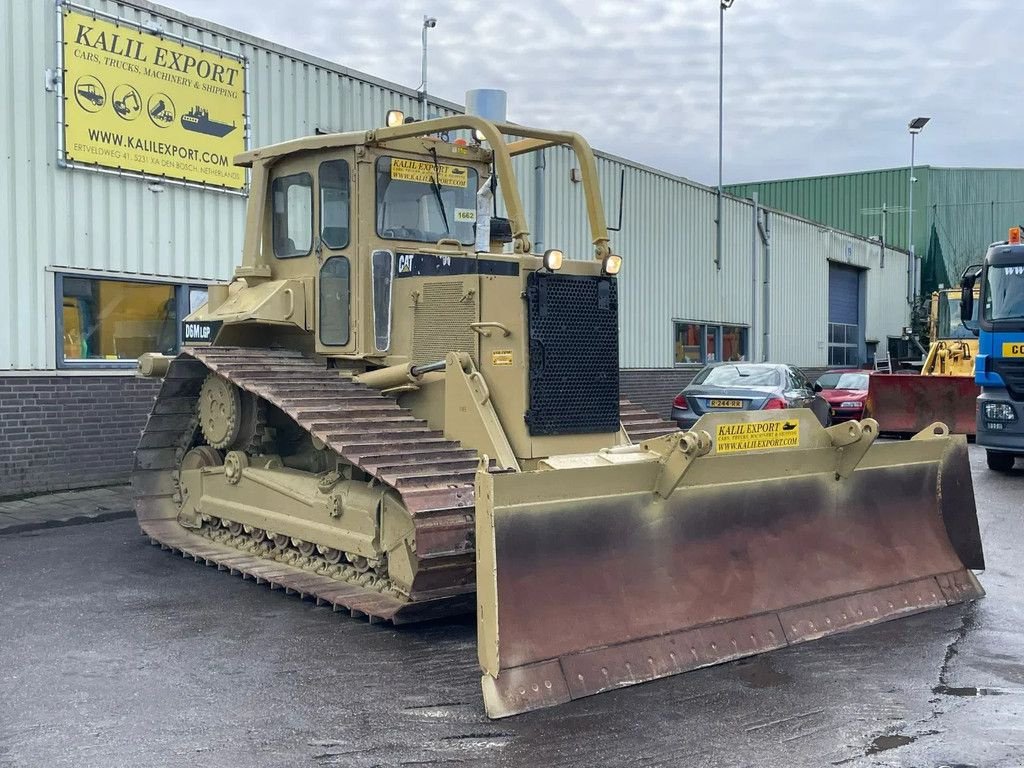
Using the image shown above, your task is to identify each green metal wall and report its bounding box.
[727,166,1024,292]
[726,168,914,250]
[926,168,1024,286]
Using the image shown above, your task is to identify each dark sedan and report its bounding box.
[671,363,831,430]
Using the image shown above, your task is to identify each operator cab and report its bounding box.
[962,226,1024,332]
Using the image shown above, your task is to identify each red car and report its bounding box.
[813,370,870,423]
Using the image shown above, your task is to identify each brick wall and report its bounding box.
[0,376,160,498]
[0,365,838,498]
[621,368,700,418]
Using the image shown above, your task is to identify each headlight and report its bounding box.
[602,253,622,275]
[385,109,405,127]
[840,401,862,409]
[542,249,563,271]
[984,402,1016,422]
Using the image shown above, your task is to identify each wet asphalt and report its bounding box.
[0,444,1021,768]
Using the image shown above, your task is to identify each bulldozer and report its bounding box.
[866,287,980,435]
[133,112,985,719]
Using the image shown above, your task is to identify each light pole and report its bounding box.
[907,116,930,302]
[716,0,735,270]
[419,16,437,120]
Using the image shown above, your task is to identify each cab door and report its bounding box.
[315,156,357,355]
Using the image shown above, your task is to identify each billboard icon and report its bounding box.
[112,84,142,121]
[73,76,106,113]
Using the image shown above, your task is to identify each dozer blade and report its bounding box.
[476,411,984,718]
[866,373,979,435]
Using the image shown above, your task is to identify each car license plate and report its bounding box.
[710,399,743,408]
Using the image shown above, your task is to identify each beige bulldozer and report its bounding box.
[134,112,985,719]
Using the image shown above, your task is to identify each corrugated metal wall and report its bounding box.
[2,0,453,370]
[727,168,913,251]
[528,148,908,368]
[728,166,1024,293]
[3,0,909,371]
[926,168,1024,285]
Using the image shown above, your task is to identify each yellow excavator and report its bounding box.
[866,288,980,435]
[134,113,984,719]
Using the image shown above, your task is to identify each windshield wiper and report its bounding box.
[428,147,450,235]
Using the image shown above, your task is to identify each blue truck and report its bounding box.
[961,227,1024,471]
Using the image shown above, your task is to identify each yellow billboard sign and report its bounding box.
[61,7,247,190]
[390,158,469,187]
[715,419,800,454]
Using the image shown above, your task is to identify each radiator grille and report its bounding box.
[412,282,477,365]
[993,358,1024,401]
[525,272,619,435]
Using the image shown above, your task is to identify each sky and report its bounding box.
[164,0,1020,185]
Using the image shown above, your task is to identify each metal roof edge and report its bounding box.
[725,165,925,187]
[590,150,910,255]
[726,165,1024,188]
[104,0,466,112]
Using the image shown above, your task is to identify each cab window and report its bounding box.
[272,172,312,258]
[375,156,477,245]
[319,256,351,346]
[319,160,350,249]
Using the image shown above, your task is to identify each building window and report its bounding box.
[828,322,859,366]
[189,287,209,313]
[674,321,748,365]
[828,322,860,366]
[272,172,313,258]
[57,274,207,368]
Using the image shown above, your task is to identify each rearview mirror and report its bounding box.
[959,283,974,324]
[960,265,980,324]
[813,382,823,393]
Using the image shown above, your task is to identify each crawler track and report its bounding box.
[133,348,677,623]
[133,347,479,624]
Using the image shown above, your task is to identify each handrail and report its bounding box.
[238,116,613,261]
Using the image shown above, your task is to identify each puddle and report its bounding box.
[734,655,791,689]
[866,734,916,754]
[866,729,940,756]
[932,684,1007,697]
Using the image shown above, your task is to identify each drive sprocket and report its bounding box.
[198,373,264,450]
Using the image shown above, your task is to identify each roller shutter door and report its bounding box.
[828,263,861,366]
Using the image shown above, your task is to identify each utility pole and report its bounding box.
[907,116,930,302]
[716,0,735,270]
[419,16,437,120]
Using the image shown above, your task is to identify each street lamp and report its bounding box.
[907,116,930,302]
[716,0,735,270]
[418,16,437,120]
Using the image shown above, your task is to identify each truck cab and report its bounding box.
[961,227,1024,470]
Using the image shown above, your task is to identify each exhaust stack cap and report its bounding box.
[465,89,507,124]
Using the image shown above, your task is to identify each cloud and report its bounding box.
[163,0,1022,184]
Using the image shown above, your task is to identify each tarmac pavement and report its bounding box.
[0,447,1021,767]
[0,485,132,535]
